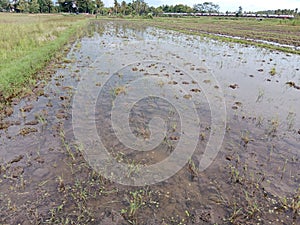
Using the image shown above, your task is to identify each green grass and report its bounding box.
[0,13,88,104]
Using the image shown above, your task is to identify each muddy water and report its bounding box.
[0,20,299,224]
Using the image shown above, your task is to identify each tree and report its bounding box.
[17,0,30,12]
[150,6,163,16]
[57,0,77,13]
[113,0,120,14]
[29,0,39,13]
[77,0,96,13]
[37,0,53,13]
[0,0,10,11]
[193,2,219,13]
[237,6,242,15]
[173,4,192,13]
[95,0,104,14]
[120,0,126,15]
[44,0,53,12]
[131,0,148,16]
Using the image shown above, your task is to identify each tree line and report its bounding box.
[0,0,298,16]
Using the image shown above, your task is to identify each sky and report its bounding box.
[102,0,300,12]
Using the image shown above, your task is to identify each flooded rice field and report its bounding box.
[0,20,299,224]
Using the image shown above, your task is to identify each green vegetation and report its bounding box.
[0,14,87,107]
[1,0,299,18]
[137,16,300,54]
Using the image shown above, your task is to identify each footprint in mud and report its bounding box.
[32,167,50,178]
[232,101,242,110]
[33,87,45,97]
[56,109,67,119]
[20,104,33,113]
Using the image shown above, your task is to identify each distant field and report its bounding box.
[141,16,300,53]
[0,13,87,103]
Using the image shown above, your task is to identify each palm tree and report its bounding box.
[95,0,104,14]
[121,0,126,15]
[113,0,120,15]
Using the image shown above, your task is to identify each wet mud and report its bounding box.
[0,20,299,224]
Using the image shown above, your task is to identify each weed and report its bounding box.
[286,111,296,130]
[241,130,252,147]
[229,165,241,183]
[256,88,265,102]
[113,85,127,96]
[244,190,261,217]
[59,129,75,160]
[188,158,199,180]
[269,67,276,76]
[126,160,141,178]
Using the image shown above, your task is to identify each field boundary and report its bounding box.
[0,16,88,106]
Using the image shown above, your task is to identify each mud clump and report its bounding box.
[19,127,38,136]
[4,107,14,116]
[183,94,192,99]
[286,81,300,90]
[229,84,239,89]
[190,88,201,93]
[0,121,11,130]
[21,104,34,113]
[25,120,39,126]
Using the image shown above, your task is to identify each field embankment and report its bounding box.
[124,16,300,54]
[0,13,88,110]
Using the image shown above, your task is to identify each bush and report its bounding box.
[143,13,153,19]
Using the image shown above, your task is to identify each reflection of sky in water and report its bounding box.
[94,21,300,131]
